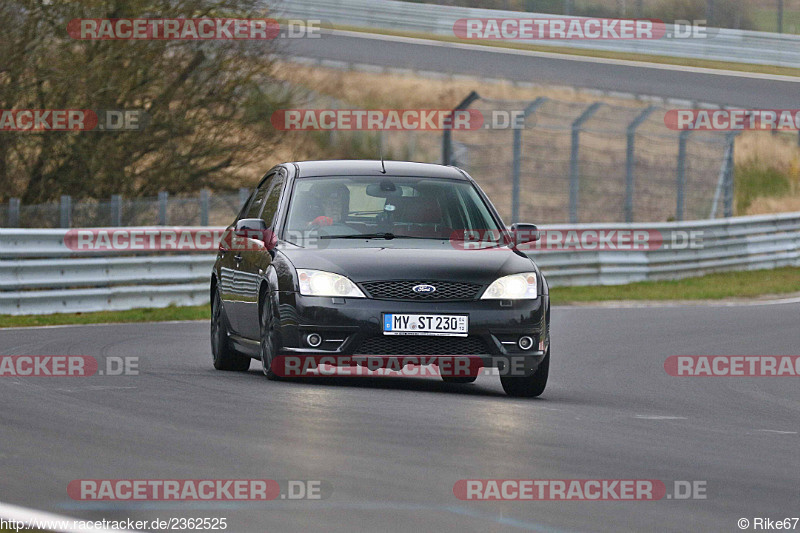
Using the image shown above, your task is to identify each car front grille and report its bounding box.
[354,335,490,356]
[360,280,482,301]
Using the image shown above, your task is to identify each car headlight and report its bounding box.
[297,269,366,298]
[481,272,538,300]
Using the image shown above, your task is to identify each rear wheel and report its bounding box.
[259,295,280,381]
[211,288,250,371]
[500,347,549,398]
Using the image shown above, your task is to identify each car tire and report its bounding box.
[441,375,478,384]
[500,347,549,398]
[211,289,250,372]
[259,295,281,381]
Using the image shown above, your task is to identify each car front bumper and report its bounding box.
[273,291,549,371]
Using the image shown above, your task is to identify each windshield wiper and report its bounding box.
[320,233,444,240]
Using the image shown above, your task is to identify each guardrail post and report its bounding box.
[511,97,548,224]
[158,191,168,225]
[8,198,20,227]
[60,195,72,228]
[200,189,210,226]
[625,106,657,223]
[723,133,736,217]
[569,102,603,224]
[676,130,691,221]
[111,195,122,226]
[442,91,480,165]
[239,187,250,209]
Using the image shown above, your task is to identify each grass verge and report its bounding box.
[0,305,209,328]
[550,267,800,303]
[330,24,800,78]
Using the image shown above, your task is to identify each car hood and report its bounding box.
[277,240,536,285]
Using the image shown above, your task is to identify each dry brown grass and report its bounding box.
[735,132,800,215]
[272,63,640,110]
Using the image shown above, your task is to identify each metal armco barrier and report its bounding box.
[1,213,799,315]
[280,0,800,68]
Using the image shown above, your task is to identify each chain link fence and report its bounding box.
[2,94,735,228]
[0,190,247,229]
[444,94,733,224]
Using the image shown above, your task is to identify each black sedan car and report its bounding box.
[210,160,550,397]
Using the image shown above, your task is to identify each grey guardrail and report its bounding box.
[279,0,800,68]
[1,213,799,315]
[0,228,215,316]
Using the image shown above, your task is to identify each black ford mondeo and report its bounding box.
[210,160,550,397]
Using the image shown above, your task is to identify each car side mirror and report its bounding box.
[510,223,540,245]
[235,218,268,238]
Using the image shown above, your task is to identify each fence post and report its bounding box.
[442,91,480,165]
[158,191,168,225]
[200,189,210,226]
[511,97,548,225]
[239,187,250,209]
[676,130,691,221]
[378,130,387,160]
[569,102,603,224]
[111,195,122,226]
[625,106,657,223]
[723,133,736,217]
[60,195,72,228]
[8,198,20,227]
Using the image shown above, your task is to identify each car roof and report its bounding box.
[289,160,468,180]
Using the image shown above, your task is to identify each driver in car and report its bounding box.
[308,183,350,227]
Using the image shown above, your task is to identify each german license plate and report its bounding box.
[383,314,468,337]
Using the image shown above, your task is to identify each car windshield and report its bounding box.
[283,176,504,245]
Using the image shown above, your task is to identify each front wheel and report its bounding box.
[211,289,250,371]
[259,295,281,381]
[500,347,549,398]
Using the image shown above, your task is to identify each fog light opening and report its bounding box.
[518,336,534,351]
[307,333,323,348]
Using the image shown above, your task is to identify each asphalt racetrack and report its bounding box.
[1,303,798,532]
[284,31,800,108]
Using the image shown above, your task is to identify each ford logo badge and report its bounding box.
[412,284,436,294]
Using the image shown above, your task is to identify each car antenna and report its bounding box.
[379,144,387,174]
